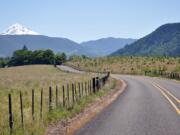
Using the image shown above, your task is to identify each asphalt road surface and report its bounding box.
[57,65,85,74]
[74,75,180,135]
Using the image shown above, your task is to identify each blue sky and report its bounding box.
[0,0,180,42]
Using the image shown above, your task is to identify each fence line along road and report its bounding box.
[6,66,110,134]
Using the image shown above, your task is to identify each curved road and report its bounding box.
[58,65,180,135]
[74,75,180,135]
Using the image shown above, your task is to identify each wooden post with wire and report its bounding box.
[56,86,58,108]
[8,94,13,134]
[49,87,52,112]
[32,89,35,120]
[62,85,65,107]
[20,91,24,128]
[40,88,43,118]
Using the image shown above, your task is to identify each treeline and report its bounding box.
[0,57,9,68]
[0,45,67,67]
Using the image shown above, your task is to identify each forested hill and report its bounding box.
[111,23,180,56]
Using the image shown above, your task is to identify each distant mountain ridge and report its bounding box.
[111,23,180,56]
[0,35,135,57]
[0,23,135,57]
[0,35,92,57]
[81,37,136,56]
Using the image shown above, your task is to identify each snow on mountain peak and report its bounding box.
[1,23,40,35]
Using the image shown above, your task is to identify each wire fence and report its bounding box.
[7,72,110,134]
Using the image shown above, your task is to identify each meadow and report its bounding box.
[0,65,114,135]
[67,56,180,75]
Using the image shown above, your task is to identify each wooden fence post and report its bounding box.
[49,87,52,112]
[89,80,90,94]
[78,82,81,98]
[87,81,88,95]
[8,94,13,134]
[56,86,58,108]
[90,80,92,94]
[81,82,84,97]
[87,81,89,95]
[92,78,96,93]
[107,72,110,78]
[72,84,75,105]
[99,78,102,89]
[102,77,105,86]
[32,89,35,120]
[40,88,43,119]
[20,91,24,128]
[62,85,65,107]
[74,83,77,101]
[67,84,69,107]
[85,82,87,96]
[96,77,99,91]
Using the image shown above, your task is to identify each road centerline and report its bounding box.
[153,82,180,104]
[150,82,180,116]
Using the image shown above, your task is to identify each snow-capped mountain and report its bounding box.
[0,23,136,57]
[1,23,39,35]
[0,24,92,57]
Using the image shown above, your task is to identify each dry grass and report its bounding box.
[67,56,180,74]
[0,65,95,135]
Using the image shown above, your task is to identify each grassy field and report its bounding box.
[67,56,180,75]
[0,65,115,135]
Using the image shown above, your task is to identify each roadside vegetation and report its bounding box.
[66,55,180,76]
[0,65,115,135]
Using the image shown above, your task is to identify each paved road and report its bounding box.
[74,75,180,135]
[57,65,85,74]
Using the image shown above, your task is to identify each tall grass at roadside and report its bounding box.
[0,65,97,135]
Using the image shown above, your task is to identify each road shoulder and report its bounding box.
[45,77,126,135]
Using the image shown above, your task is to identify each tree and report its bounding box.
[0,60,6,68]
[8,49,56,66]
[82,55,88,59]
[61,52,67,63]
[31,49,55,64]
[32,50,45,64]
[22,45,28,51]
[9,50,33,66]
[42,49,55,64]
[55,52,67,65]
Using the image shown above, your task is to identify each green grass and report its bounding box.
[0,65,114,135]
